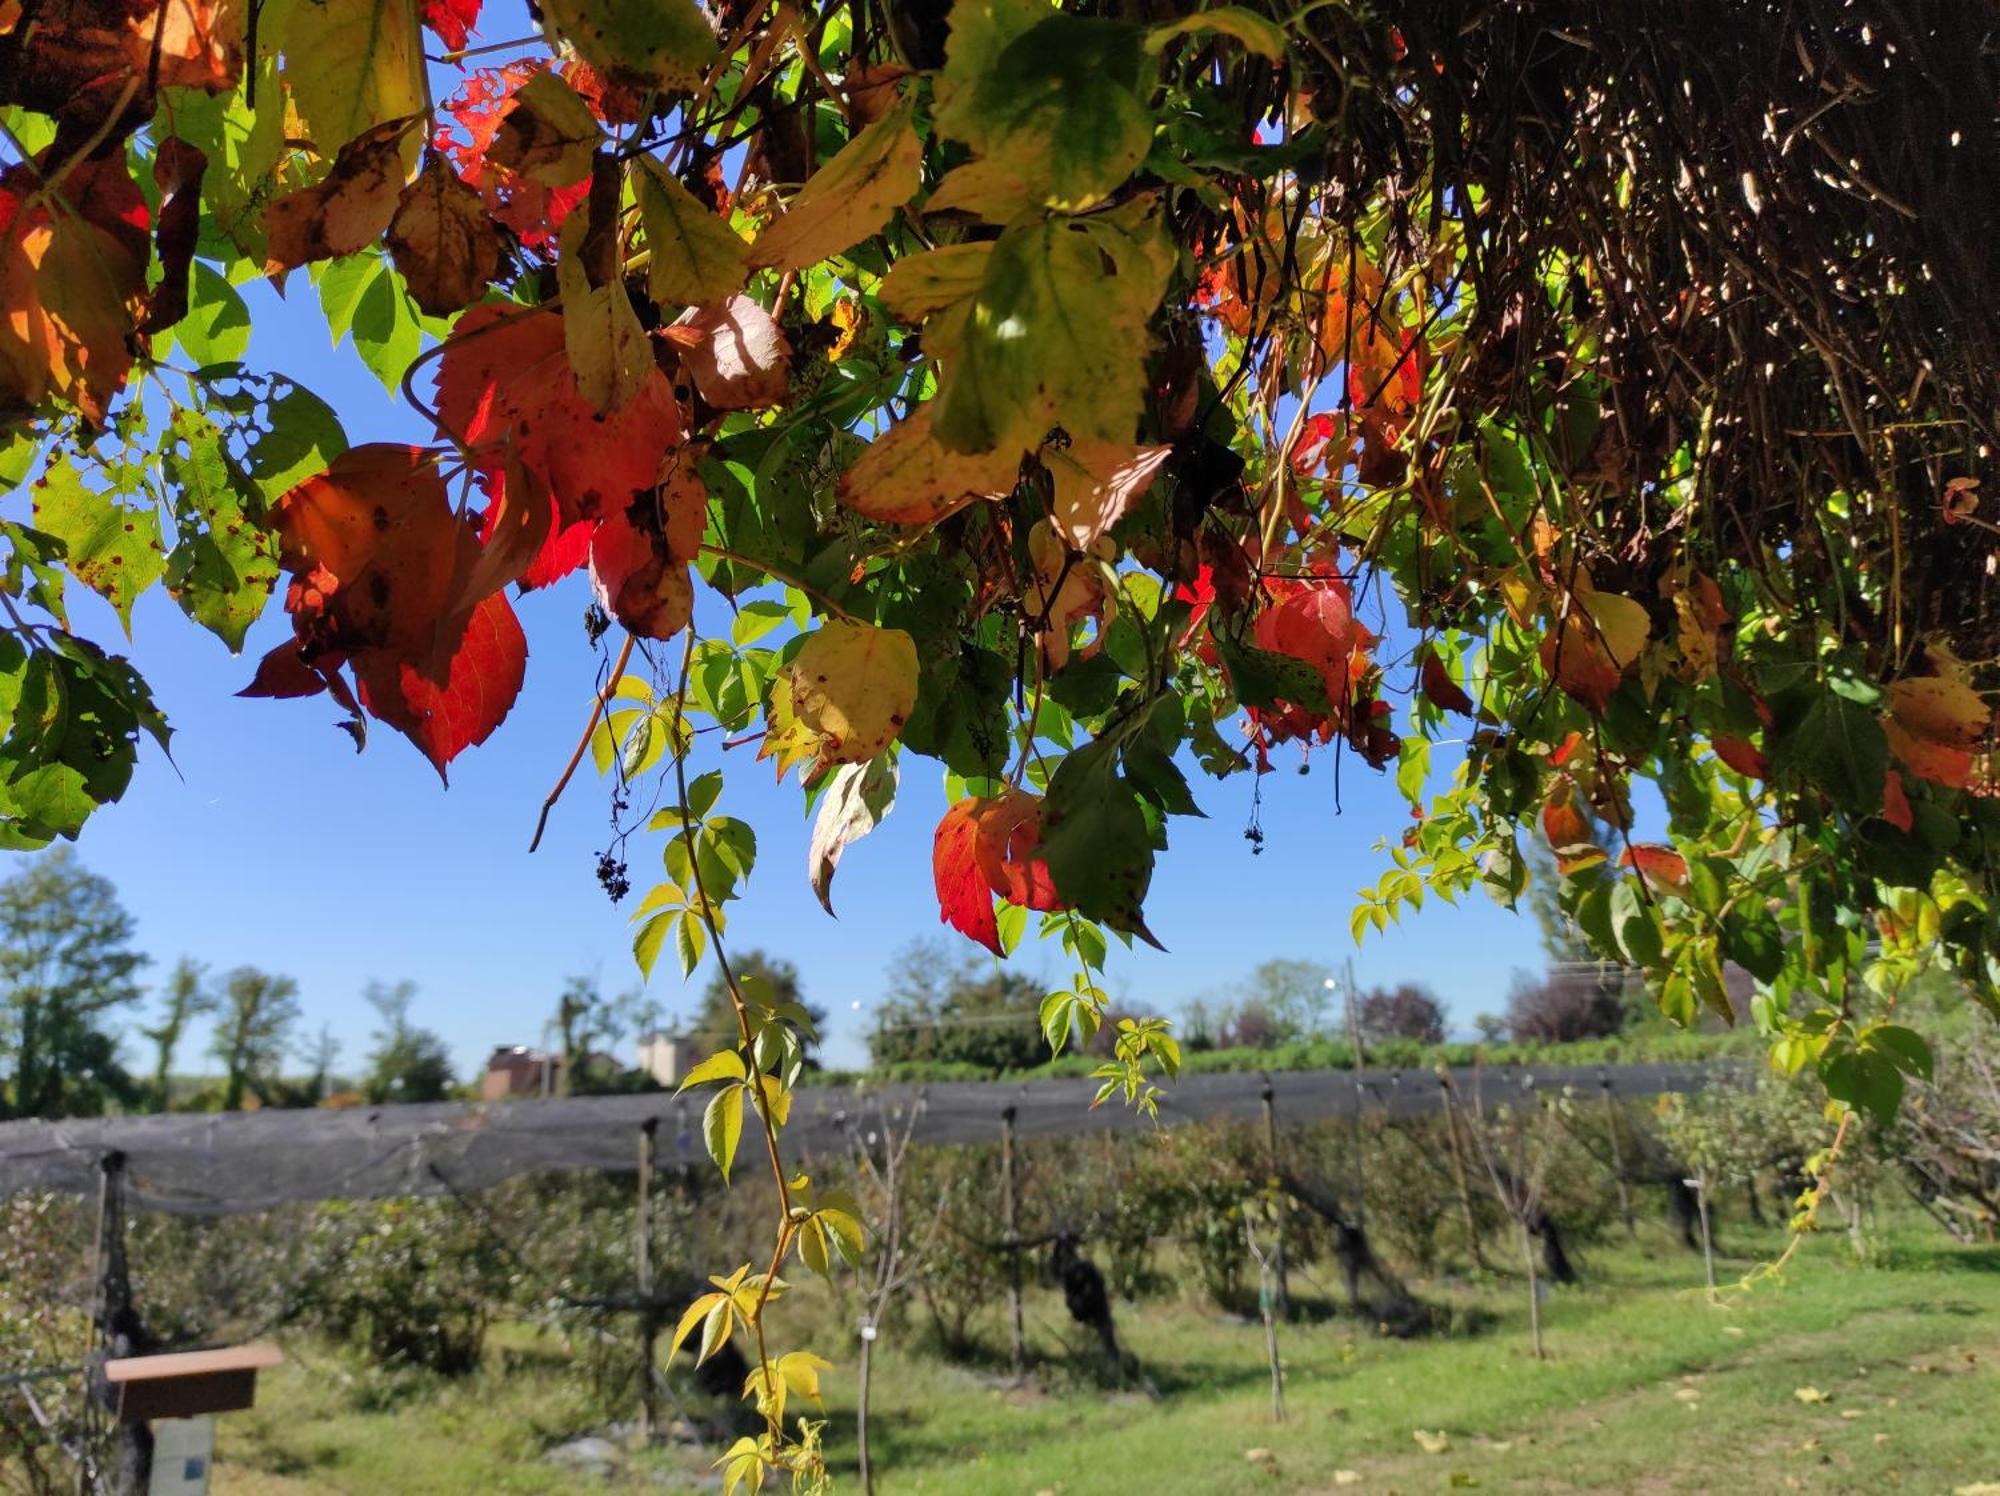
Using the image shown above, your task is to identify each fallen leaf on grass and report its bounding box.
[1839,1409,1864,1419]
[1413,1429,1451,1454]
[1793,1386,1829,1404]
[1332,1474,1361,1488]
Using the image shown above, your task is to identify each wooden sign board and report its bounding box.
[102,1344,283,1423]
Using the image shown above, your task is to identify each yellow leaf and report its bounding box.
[1793,1386,1829,1404]
[753,1070,792,1126]
[1145,8,1287,59]
[668,1290,725,1363]
[697,1296,736,1365]
[1581,585,1651,669]
[747,102,923,271]
[279,0,426,164]
[924,157,1037,224]
[557,215,656,415]
[703,1083,745,1183]
[836,404,1021,526]
[637,157,748,306]
[676,1048,747,1092]
[777,621,920,773]
[879,242,997,322]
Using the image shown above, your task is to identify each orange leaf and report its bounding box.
[1619,843,1689,895]
[836,405,1020,526]
[264,118,415,277]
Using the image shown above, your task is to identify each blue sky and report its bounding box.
[8,31,1556,1080]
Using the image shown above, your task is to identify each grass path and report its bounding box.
[214,1229,2000,1494]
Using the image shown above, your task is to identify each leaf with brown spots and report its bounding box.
[434,302,683,554]
[386,156,502,316]
[768,621,918,777]
[264,118,417,278]
[31,459,164,635]
[588,445,708,640]
[489,69,603,187]
[747,101,924,272]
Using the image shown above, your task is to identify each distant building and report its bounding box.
[482,1045,560,1100]
[636,1031,695,1088]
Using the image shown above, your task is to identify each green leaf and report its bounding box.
[32,463,163,635]
[350,262,423,393]
[637,156,750,307]
[1212,630,1334,714]
[317,253,379,347]
[928,199,1174,456]
[936,13,1154,210]
[704,1083,745,1183]
[1040,740,1161,946]
[1865,1023,1934,1081]
[161,411,280,651]
[1780,692,1886,817]
[244,382,348,500]
[633,909,675,979]
[1610,877,1663,967]
[175,263,252,366]
[538,0,717,91]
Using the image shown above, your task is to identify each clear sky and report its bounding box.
[8,30,1555,1081]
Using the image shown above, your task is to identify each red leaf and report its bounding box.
[434,302,683,545]
[1619,843,1690,894]
[423,0,481,52]
[355,592,526,779]
[934,799,1001,954]
[1418,647,1474,715]
[1289,412,1336,475]
[1712,735,1768,779]
[1541,779,1604,875]
[1882,767,1914,833]
[933,791,1067,953]
[586,446,707,639]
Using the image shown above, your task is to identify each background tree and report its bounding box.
[139,958,215,1113]
[209,968,301,1112]
[0,849,147,1120]
[1505,968,1628,1044]
[870,941,1046,1072]
[295,1024,344,1107]
[549,976,664,1096]
[1355,984,1448,1045]
[360,980,456,1105]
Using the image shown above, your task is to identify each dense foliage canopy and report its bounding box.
[2,0,1995,1480]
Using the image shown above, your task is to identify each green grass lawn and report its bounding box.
[213,1220,2000,1494]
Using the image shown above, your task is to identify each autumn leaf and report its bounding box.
[489,69,603,187]
[386,155,502,316]
[747,101,924,272]
[1882,768,1914,833]
[556,216,658,416]
[1,0,242,136]
[665,296,791,410]
[932,789,1063,953]
[588,445,707,639]
[1713,735,1769,780]
[434,302,683,544]
[264,118,416,277]
[1027,522,1116,671]
[768,621,919,776]
[422,0,481,50]
[835,405,1020,526]
[354,590,526,777]
[1419,648,1475,715]
[0,156,151,425]
[141,138,208,336]
[1541,585,1651,715]
[878,242,997,322]
[807,756,897,914]
[1542,778,1605,876]
[1042,439,1171,551]
[1882,647,1992,789]
[1620,843,1690,895]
